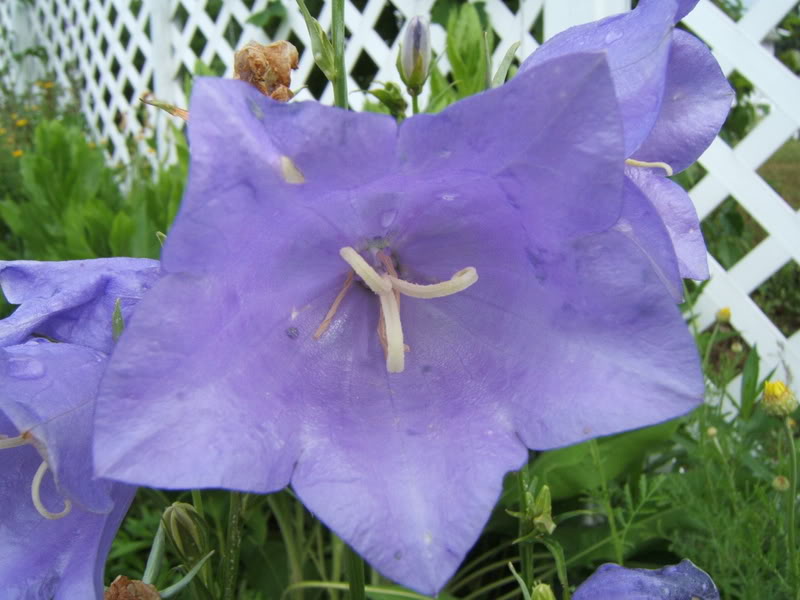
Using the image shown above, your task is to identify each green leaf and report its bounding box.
[492,42,520,88]
[740,345,760,420]
[246,0,286,27]
[295,0,336,80]
[446,3,490,98]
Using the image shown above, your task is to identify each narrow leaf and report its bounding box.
[492,41,520,87]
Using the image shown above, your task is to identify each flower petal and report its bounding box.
[573,559,720,600]
[520,0,677,155]
[0,258,159,353]
[1,340,112,512]
[633,29,733,173]
[626,166,709,280]
[0,424,133,600]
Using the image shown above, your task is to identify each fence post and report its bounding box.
[543,0,630,40]
[149,0,177,160]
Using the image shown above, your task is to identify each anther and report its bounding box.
[625,158,674,176]
[31,461,72,520]
[314,271,354,339]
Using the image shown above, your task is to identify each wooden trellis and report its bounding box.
[1,0,798,390]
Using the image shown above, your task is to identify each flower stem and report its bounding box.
[411,94,420,115]
[222,491,243,600]
[589,439,623,564]
[517,471,534,588]
[331,0,347,109]
[344,544,366,600]
[268,493,304,599]
[701,321,720,374]
[784,418,798,590]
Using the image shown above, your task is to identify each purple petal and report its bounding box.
[1,340,112,512]
[633,30,733,173]
[626,166,709,280]
[675,0,700,21]
[0,258,160,353]
[0,423,133,600]
[573,559,720,600]
[520,0,677,155]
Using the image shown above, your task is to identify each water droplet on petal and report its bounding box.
[7,357,46,380]
[380,209,397,228]
[604,29,623,43]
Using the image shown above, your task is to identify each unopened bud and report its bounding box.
[762,381,798,417]
[716,307,731,323]
[531,583,556,600]
[533,485,556,535]
[731,341,743,353]
[234,40,299,101]
[773,475,790,492]
[398,16,431,95]
[163,502,206,560]
[706,426,718,438]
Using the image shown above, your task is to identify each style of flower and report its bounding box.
[94,49,705,593]
[0,258,158,599]
[572,559,720,600]
[521,0,733,297]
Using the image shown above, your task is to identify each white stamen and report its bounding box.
[389,267,478,299]
[0,433,30,450]
[31,461,72,520]
[378,278,405,373]
[339,247,392,295]
[625,158,674,176]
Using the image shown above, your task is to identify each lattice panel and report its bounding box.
[2,0,799,386]
[685,0,800,388]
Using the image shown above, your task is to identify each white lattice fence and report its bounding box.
[1,0,799,386]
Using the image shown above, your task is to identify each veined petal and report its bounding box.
[1,340,113,512]
[520,0,677,155]
[626,166,709,280]
[0,421,133,600]
[633,29,734,172]
[573,559,719,600]
[0,258,159,353]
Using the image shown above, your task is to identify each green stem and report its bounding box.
[331,0,347,109]
[191,489,204,517]
[268,494,304,599]
[784,418,798,591]
[222,492,244,600]
[702,321,720,374]
[344,544,366,600]
[589,439,623,564]
[517,471,534,588]
[411,93,420,114]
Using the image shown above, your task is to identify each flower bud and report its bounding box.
[531,583,556,600]
[398,16,431,95]
[715,307,731,323]
[163,502,206,560]
[762,381,798,417]
[706,426,717,438]
[773,475,790,492]
[533,484,556,535]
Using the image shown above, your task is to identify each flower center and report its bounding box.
[0,433,72,520]
[314,246,478,373]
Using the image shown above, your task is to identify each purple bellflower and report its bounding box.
[94,50,704,594]
[521,0,733,294]
[572,559,720,600]
[0,258,158,598]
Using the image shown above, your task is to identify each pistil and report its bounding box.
[318,246,478,373]
[625,158,674,176]
[31,461,72,520]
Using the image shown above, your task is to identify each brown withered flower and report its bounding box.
[234,40,299,101]
[104,575,160,600]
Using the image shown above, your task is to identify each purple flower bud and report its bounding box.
[399,16,431,94]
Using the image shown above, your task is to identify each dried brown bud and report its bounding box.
[104,576,160,600]
[234,41,299,102]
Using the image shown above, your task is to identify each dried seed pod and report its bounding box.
[104,575,160,600]
[234,40,299,101]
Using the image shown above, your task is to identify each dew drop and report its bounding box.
[380,209,397,228]
[7,357,46,380]
[604,29,623,44]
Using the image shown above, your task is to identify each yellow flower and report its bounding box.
[716,307,731,323]
[0,128,5,135]
[763,381,798,417]
[12,149,23,158]
[43,81,55,89]
[15,119,28,127]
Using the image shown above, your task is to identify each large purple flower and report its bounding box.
[572,560,719,600]
[94,52,703,593]
[521,0,733,291]
[0,258,157,598]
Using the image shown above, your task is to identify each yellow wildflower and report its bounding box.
[15,119,28,127]
[43,81,55,89]
[12,149,23,158]
[763,381,798,417]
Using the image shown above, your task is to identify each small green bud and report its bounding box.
[398,16,431,95]
[762,380,798,417]
[533,485,556,535]
[367,82,408,120]
[163,502,206,561]
[531,583,556,600]
[773,475,790,492]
